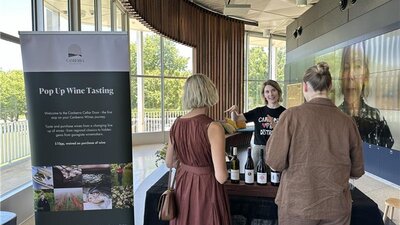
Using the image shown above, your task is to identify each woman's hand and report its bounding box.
[225,105,239,121]
[267,115,277,128]
[224,105,238,113]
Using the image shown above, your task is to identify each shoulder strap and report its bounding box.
[167,116,183,190]
[167,168,176,190]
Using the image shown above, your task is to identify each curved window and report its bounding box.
[130,20,193,133]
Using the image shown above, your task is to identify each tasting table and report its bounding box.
[143,172,383,225]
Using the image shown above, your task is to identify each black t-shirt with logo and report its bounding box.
[243,106,286,145]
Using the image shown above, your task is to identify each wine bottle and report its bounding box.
[256,149,267,185]
[244,147,254,185]
[271,169,281,186]
[230,147,240,184]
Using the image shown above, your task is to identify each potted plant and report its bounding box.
[155,143,168,167]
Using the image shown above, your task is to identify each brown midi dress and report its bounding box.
[170,114,231,225]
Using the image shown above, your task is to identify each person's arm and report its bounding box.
[225,105,247,123]
[265,111,291,171]
[266,115,278,129]
[208,121,228,184]
[349,120,365,178]
[165,136,176,168]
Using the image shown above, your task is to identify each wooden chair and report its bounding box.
[382,197,400,223]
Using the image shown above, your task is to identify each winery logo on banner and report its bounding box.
[66,44,85,64]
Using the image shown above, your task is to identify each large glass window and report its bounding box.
[41,0,125,32]
[245,34,287,111]
[0,0,32,196]
[81,0,95,31]
[163,39,192,130]
[44,0,68,31]
[246,35,269,111]
[271,38,287,105]
[129,19,192,133]
[101,0,111,31]
[271,38,286,82]
[115,5,124,31]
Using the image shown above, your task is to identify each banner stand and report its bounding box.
[20,32,134,225]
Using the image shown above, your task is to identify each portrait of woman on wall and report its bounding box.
[338,42,394,148]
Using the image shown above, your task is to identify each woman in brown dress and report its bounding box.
[166,74,231,225]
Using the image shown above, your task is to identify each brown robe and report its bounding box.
[266,98,365,220]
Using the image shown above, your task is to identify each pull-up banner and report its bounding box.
[20,32,133,225]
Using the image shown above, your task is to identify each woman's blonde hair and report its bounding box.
[183,74,219,110]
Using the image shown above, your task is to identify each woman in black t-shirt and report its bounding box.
[226,80,286,163]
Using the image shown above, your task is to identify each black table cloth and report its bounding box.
[143,173,383,225]
[0,211,17,225]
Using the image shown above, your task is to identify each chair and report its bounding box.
[382,197,400,223]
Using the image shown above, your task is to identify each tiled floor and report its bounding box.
[353,174,400,225]
[3,144,399,225]
[0,157,32,194]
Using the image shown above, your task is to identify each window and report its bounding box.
[245,34,287,111]
[81,0,95,31]
[0,0,32,196]
[271,38,286,82]
[271,38,287,105]
[246,35,269,111]
[114,5,124,31]
[101,0,111,31]
[129,19,192,133]
[163,39,192,130]
[44,0,68,31]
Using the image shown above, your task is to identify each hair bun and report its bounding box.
[316,62,329,74]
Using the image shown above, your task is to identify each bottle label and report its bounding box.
[257,172,267,184]
[231,170,240,180]
[271,171,280,183]
[245,169,254,183]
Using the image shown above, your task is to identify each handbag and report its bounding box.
[157,168,177,221]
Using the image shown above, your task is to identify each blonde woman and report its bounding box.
[166,74,231,225]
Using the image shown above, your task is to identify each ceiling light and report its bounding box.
[296,0,307,7]
[293,29,298,38]
[297,26,303,36]
[223,4,251,16]
[339,0,348,11]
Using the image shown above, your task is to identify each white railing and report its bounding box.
[0,121,31,165]
[0,110,187,166]
[131,110,187,133]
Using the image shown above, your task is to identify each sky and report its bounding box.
[0,0,32,70]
